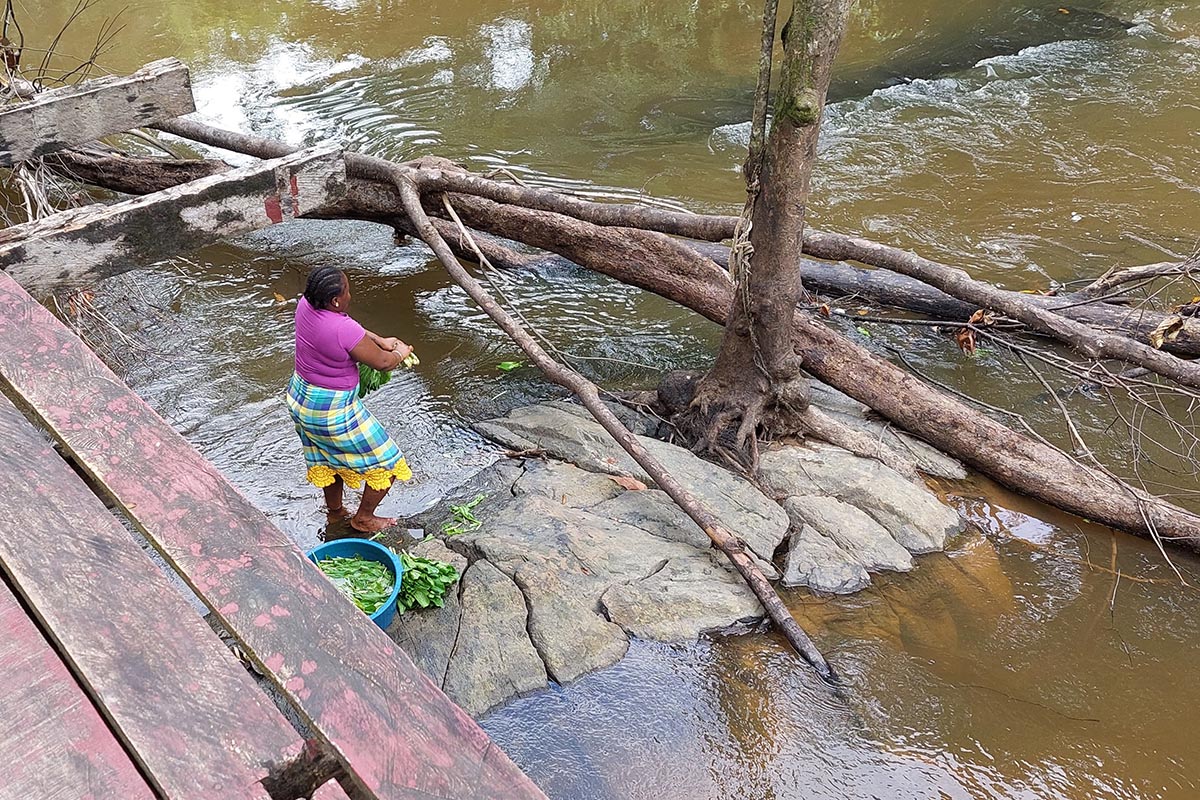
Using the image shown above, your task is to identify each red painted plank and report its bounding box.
[0,392,303,799]
[0,578,154,800]
[0,271,546,800]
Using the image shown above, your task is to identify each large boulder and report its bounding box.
[474,404,790,565]
[781,524,871,594]
[759,442,964,553]
[782,495,913,573]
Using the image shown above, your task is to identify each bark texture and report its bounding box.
[686,0,854,462]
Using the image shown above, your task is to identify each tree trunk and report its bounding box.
[684,0,854,464]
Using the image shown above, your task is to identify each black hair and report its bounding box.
[304,267,346,310]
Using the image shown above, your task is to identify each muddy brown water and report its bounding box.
[24,1,1200,797]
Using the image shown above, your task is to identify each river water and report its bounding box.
[25,1,1200,797]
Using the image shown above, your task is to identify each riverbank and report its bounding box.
[383,385,966,716]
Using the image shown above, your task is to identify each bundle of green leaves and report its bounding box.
[316,555,395,614]
[357,363,392,399]
[397,552,460,612]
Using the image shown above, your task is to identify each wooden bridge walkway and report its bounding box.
[0,60,546,799]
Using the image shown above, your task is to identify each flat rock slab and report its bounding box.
[600,556,763,641]
[475,403,789,565]
[783,495,913,573]
[759,442,965,554]
[513,562,629,684]
[387,539,469,685]
[781,525,871,594]
[442,561,548,717]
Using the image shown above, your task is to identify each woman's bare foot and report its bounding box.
[350,514,397,534]
[326,506,352,524]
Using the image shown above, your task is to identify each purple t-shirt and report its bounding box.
[295,296,366,391]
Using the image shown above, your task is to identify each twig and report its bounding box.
[403,179,837,683]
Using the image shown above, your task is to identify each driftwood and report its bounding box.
[801,231,1200,391]
[1,143,345,292]
[0,58,194,166]
[34,120,1200,558]
[401,182,836,681]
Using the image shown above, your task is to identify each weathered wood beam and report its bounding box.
[0,142,346,292]
[0,576,155,800]
[0,392,303,799]
[0,58,195,166]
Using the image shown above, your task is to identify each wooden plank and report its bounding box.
[0,58,194,166]
[0,392,304,799]
[311,779,354,800]
[0,273,546,800]
[0,142,346,292]
[0,577,155,800]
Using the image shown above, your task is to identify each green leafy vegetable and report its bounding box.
[402,352,420,368]
[358,363,392,399]
[316,555,395,615]
[397,552,460,612]
[496,361,523,372]
[441,493,486,536]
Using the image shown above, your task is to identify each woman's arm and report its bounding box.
[349,334,405,371]
[363,329,413,358]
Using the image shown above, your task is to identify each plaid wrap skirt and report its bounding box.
[286,372,412,490]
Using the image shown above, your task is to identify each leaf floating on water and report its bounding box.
[497,361,523,372]
[955,326,977,356]
[856,326,872,338]
[273,291,288,305]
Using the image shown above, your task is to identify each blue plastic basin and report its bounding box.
[306,538,404,629]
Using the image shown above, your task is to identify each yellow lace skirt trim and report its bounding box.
[306,459,412,491]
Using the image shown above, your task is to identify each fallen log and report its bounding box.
[50,146,1200,361]
[800,231,1200,391]
[691,241,1200,358]
[36,121,1200,553]
[396,175,837,682]
[46,148,229,195]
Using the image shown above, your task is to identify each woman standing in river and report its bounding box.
[287,266,413,533]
